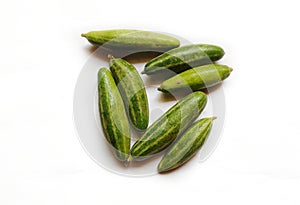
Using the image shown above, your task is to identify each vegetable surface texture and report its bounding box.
[109,58,149,130]
[158,117,216,173]
[131,92,207,161]
[98,68,130,162]
[82,29,180,53]
[143,44,224,75]
[158,64,233,93]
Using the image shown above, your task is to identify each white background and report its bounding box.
[1,0,299,204]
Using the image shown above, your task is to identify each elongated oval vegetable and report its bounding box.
[158,64,233,93]
[81,29,180,53]
[109,57,149,130]
[130,92,207,161]
[158,117,216,173]
[142,44,225,75]
[98,68,130,162]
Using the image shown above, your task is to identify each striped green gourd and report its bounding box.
[158,64,233,93]
[142,44,225,75]
[81,29,180,53]
[158,117,216,173]
[98,68,130,162]
[130,92,207,161]
[109,57,149,130]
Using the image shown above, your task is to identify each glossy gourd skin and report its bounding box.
[158,117,216,173]
[158,64,233,93]
[130,92,207,161]
[98,68,130,162]
[82,29,180,53]
[143,44,225,75]
[109,58,149,131]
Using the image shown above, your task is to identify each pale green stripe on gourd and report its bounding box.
[158,117,216,173]
[81,29,180,52]
[142,44,225,75]
[109,58,149,130]
[98,68,130,162]
[158,64,233,93]
[130,92,207,160]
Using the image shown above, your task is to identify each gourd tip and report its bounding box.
[157,87,163,92]
[107,54,115,60]
[123,155,132,167]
